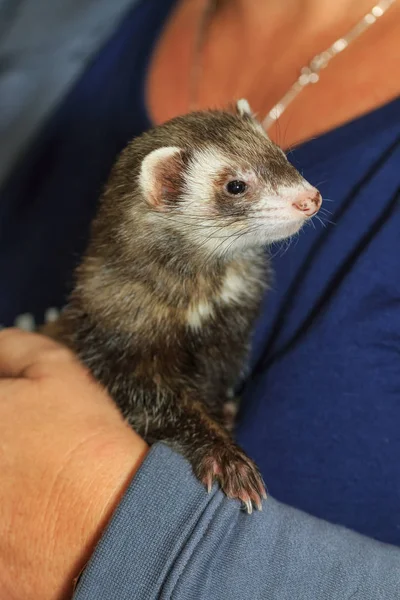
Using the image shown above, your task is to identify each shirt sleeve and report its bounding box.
[73,443,400,600]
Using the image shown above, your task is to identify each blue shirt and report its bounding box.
[75,444,400,600]
[1,0,399,546]
[238,102,400,544]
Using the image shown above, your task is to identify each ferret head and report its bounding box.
[137,100,321,258]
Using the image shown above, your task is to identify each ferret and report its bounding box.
[46,100,321,513]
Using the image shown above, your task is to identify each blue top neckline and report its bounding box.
[290,95,400,167]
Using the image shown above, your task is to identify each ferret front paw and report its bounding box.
[194,443,267,513]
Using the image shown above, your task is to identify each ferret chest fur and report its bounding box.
[63,244,267,416]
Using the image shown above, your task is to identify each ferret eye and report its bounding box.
[226,180,247,196]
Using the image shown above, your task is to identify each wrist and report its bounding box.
[43,426,149,599]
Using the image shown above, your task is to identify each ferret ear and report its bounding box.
[139,146,187,210]
[236,98,254,118]
[235,98,269,137]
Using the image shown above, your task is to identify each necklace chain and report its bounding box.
[191,0,397,130]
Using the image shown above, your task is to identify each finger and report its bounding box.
[0,328,76,379]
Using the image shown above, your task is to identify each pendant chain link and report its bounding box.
[190,0,397,130]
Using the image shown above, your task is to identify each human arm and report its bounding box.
[0,328,149,599]
[0,329,399,600]
[75,442,400,600]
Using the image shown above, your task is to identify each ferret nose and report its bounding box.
[292,189,322,217]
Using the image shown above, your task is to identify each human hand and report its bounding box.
[0,328,148,600]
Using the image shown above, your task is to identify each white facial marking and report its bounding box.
[139,146,181,202]
[183,147,228,205]
[276,184,315,199]
[186,299,214,330]
[145,143,313,255]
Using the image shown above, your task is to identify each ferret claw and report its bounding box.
[196,443,266,514]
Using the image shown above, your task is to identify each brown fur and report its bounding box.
[47,106,313,512]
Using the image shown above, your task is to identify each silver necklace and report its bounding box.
[190,0,397,131]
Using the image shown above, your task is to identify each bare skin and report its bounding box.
[0,329,149,600]
[147,0,400,148]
